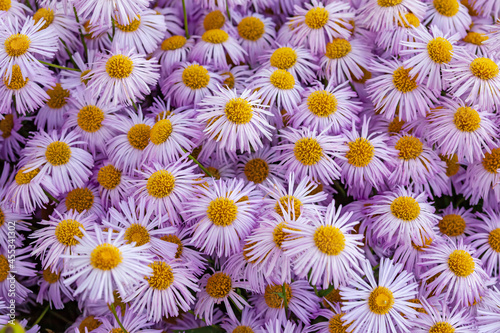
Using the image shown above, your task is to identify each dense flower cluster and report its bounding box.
[1,0,500,332]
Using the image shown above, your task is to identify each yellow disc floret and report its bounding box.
[15,168,40,185]
[305,7,329,29]
[328,313,352,333]
[0,255,9,282]
[161,35,186,51]
[4,65,28,90]
[55,219,84,246]
[439,214,466,237]
[206,272,232,298]
[429,322,455,333]
[160,234,183,258]
[427,37,453,64]
[77,105,105,133]
[106,54,134,79]
[325,38,351,59]
[270,47,297,70]
[65,187,94,213]
[270,69,295,89]
[244,158,269,183]
[202,29,229,44]
[127,124,151,150]
[45,141,71,166]
[275,195,302,219]
[392,67,418,93]
[4,33,30,57]
[150,119,173,145]
[294,138,323,165]
[377,0,403,7]
[204,10,225,30]
[225,97,253,124]
[368,286,394,315]
[488,228,500,253]
[90,243,122,270]
[182,64,210,89]
[395,135,423,160]
[116,16,141,32]
[314,225,345,255]
[238,17,265,41]
[0,0,12,11]
[264,283,292,308]
[482,148,500,174]
[391,196,420,221]
[146,170,175,198]
[46,83,70,109]
[448,249,474,277]
[307,90,338,117]
[33,8,55,30]
[146,261,174,290]
[124,224,150,246]
[97,165,121,190]
[207,197,238,226]
[346,138,374,167]
[463,31,489,46]
[470,57,499,80]
[0,114,13,139]
[433,0,460,17]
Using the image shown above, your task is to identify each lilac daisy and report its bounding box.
[93,161,132,210]
[34,82,71,133]
[424,0,472,38]
[153,35,194,76]
[468,209,500,277]
[235,12,276,66]
[190,28,246,69]
[410,299,477,332]
[357,0,426,31]
[237,147,283,184]
[36,267,74,309]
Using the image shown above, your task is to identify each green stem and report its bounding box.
[59,38,80,70]
[184,151,213,177]
[130,99,138,111]
[181,0,190,39]
[73,6,88,58]
[282,283,288,309]
[226,1,231,21]
[39,60,80,72]
[24,0,33,10]
[110,303,129,333]
[43,190,60,204]
[31,305,49,327]
[333,180,347,198]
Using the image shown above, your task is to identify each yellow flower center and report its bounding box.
[238,17,265,41]
[275,195,302,219]
[146,261,174,290]
[4,64,28,90]
[488,228,500,253]
[429,322,455,333]
[4,33,31,57]
[314,225,345,255]
[106,54,134,79]
[0,114,13,139]
[124,224,150,246]
[233,326,254,333]
[427,37,453,64]
[377,0,403,7]
[439,214,466,237]
[45,141,71,166]
[392,67,418,93]
[206,272,232,298]
[440,154,460,177]
[127,123,151,150]
[307,90,337,117]
[461,0,478,15]
[482,148,500,173]
[368,286,394,315]
[346,138,374,167]
[270,69,295,90]
[470,57,499,80]
[294,138,322,165]
[270,47,297,70]
[55,219,84,246]
[14,168,39,185]
[110,328,124,333]
[160,234,183,258]
[448,249,474,277]
[0,0,11,11]
[395,135,423,160]
[42,268,60,284]
[453,106,480,132]
[46,83,70,109]
[182,64,210,89]
[150,119,173,145]
[79,316,102,333]
[463,32,488,46]
[202,29,229,44]
[0,255,9,282]
[328,313,352,333]
[204,10,225,30]
[161,35,186,51]
[244,158,269,183]
[90,243,122,270]
[264,283,292,309]
[391,196,421,221]
[207,166,221,180]
[224,97,253,124]
[33,8,55,30]
[80,69,92,85]
[207,197,238,226]
[323,288,343,309]
[273,223,291,249]
[325,38,351,59]
[77,105,104,133]
[433,0,459,17]
[65,187,94,213]
[97,165,121,190]
[222,71,235,89]
[116,16,141,32]
[305,7,329,29]
[397,12,421,28]
[147,170,175,198]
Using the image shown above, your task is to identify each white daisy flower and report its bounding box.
[424,0,472,38]
[0,0,31,22]
[234,12,275,66]
[153,35,194,76]
[190,28,246,69]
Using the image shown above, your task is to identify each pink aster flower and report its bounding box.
[220,308,265,333]
[468,209,500,277]
[73,0,149,27]
[93,160,133,210]
[234,12,276,66]
[237,147,283,184]
[410,299,477,332]
[436,205,475,240]
[190,28,246,69]
[36,266,74,309]
[424,0,472,38]
[357,0,426,31]
[153,35,194,76]
[34,82,71,133]
[0,111,28,161]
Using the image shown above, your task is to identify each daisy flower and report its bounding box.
[477,287,500,333]
[410,298,477,332]
[426,97,497,162]
[106,108,154,173]
[250,67,304,113]
[190,28,246,69]
[468,209,500,277]
[357,0,426,31]
[73,0,149,27]
[186,178,261,257]
[197,86,274,154]
[461,29,491,57]
[401,25,460,91]
[437,205,475,240]
[62,225,153,303]
[220,308,265,333]
[161,62,223,107]
[366,187,439,247]
[419,238,490,306]
[235,12,276,66]
[0,16,58,81]
[376,12,425,56]
[220,64,253,91]
[21,130,93,193]
[366,58,438,121]
[320,36,371,85]
[259,44,319,84]
[337,117,395,199]
[307,305,353,333]
[92,308,159,333]
[340,258,419,333]
[86,46,159,106]
[237,147,283,184]
[0,0,30,22]
[194,270,249,325]
[93,161,132,210]
[289,81,361,134]
[124,259,198,322]
[0,111,28,161]
[60,50,99,91]
[392,237,434,277]
[250,280,320,325]
[31,210,96,271]
[276,127,342,185]
[288,0,353,55]
[112,9,167,54]
[57,185,105,218]
[34,82,71,132]
[131,159,201,224]
[195,9,234,35]
[443,53,500,110]
[153,35,194,76]
[283,200,364,289]
[103,197,178,260]
[262,319,303,333]
[36,267,74,309]
[424,0,472,38]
